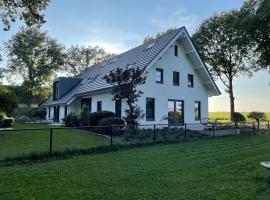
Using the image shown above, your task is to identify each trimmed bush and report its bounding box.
[79,107,91,126]
[232,112,246,123]
[88,111,115,126]
[248,112,267,122]
[98,117,125,135]
[63,113,80,127]
[33,109,47,122]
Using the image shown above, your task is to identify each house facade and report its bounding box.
[42,27,220,125]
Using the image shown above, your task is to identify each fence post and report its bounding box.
[153,124,156,144]
[49,128,53,157]
[184,123,187,141]
[234,122,237,135]
[110,127,113,146]
[253,121,256,135]
[258,120,260,131]
[212,123,215,138]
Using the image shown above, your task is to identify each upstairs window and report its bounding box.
[174,45,178,56]
[188,74,194,88]
[195,101,201,121]
[173,71,180,86]
[97,101,102,112]
[156,68,163,84]
[81,98,92,112]
[53,81,59,100]
[146,98,155,121]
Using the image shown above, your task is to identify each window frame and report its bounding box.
[81,98,92,112]
[97,101,102,112]
[146,98,155,121]
[194,101,201,121]
[173,71,180,86]
[156,68,163,84]
[168,99,184,125]
[188,74,194,88]
[174,45,178,57]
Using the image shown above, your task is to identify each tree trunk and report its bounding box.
[229,78,235,121]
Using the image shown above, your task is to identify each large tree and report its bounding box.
[0,86,18,114]
[103,65,146,126]
[239,0,270,70]
[192,11,257,120]
[5,26,65,105]
[0,0,49,31]
[65,45,115,75]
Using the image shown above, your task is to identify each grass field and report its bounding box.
[209,112,270,121]
[1,134,270,199]
[0,122,110,160]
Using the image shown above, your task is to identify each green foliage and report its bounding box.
[103,65,146,126]
[0,0,49,31]
[65,45,116,75]
[63,113,79,127]
[88,111,115,126]
[0,86,18,114]
[5,26,64,104]
[33,109,47,121]
[192,11,256,119]
[232,112,246,122]
[209,112,270,121]
[79,107,91,126]
[248,112,267,122]
[143,27,177,43]
[98,117,125,135]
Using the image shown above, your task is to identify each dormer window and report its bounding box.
[53,81,59,100]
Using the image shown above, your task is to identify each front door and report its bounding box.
[53,106,60,122]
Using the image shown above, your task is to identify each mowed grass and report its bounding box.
[0,122,110,160]
[209,112,270,121]
[1,134,270,199]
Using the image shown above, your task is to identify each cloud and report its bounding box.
[149,8,199,33]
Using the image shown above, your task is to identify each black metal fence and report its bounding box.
[0,121,269,162]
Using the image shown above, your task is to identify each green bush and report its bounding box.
[89,111,115,126]
[79,107,91,126]
[33,109,47,121]
[98,117,125,135]
[248,112,267,122]
[232,112,246,122]
[63,113,80,127]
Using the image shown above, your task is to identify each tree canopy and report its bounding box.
[0,0,49,31]
[65,45,115,75]
[5,26,65,104]
[0,86,18,114]
[192,11,257,119]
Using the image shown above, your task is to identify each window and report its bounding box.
[188,74,194,88]
[115,99,122,117]
[174,45,178,56]
[156,68,163,83]
[173,71,180,86]
[81,98,92,112]
[53,81,59,100]
[48,107,51,118]
[195,101,201,121]
[97,101,102,112]
[64,106,68,116]
[146,98,155,121]
[168,100,184,125]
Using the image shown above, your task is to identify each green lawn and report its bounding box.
[1,134,270,199]
[209,112,270,121]
[0,122,110,160]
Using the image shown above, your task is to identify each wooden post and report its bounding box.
[49,128,53,157]
[212,123,215,138]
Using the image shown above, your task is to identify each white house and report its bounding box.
[41,27,221,126]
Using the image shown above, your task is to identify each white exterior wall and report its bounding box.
[45,40,210,125]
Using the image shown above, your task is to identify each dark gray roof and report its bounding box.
[42,27,184,106]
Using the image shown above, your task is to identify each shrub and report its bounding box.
[88,111,115,126]
[0,86,18,114]
[33,109,47,122]
[248,112,267,122]
[232,112,246,123]
[79,107,91,126]
[63,113,80,127]
[98,117,125,134]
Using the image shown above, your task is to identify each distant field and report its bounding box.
[209,112,270,121]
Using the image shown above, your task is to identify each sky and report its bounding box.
[1,0,269,112]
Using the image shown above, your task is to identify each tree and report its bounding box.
[248,111,267,122]
[232,112,246,123]
[103,65,146,126]
[192,11,256,120]
[0,0,49,31]
[65,45,115,75]
[0,86,18,114]
[239,0,270,70]
[5,26,65,105]
[143,28,176,43]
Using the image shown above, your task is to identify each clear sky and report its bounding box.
[1,0,269,112]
